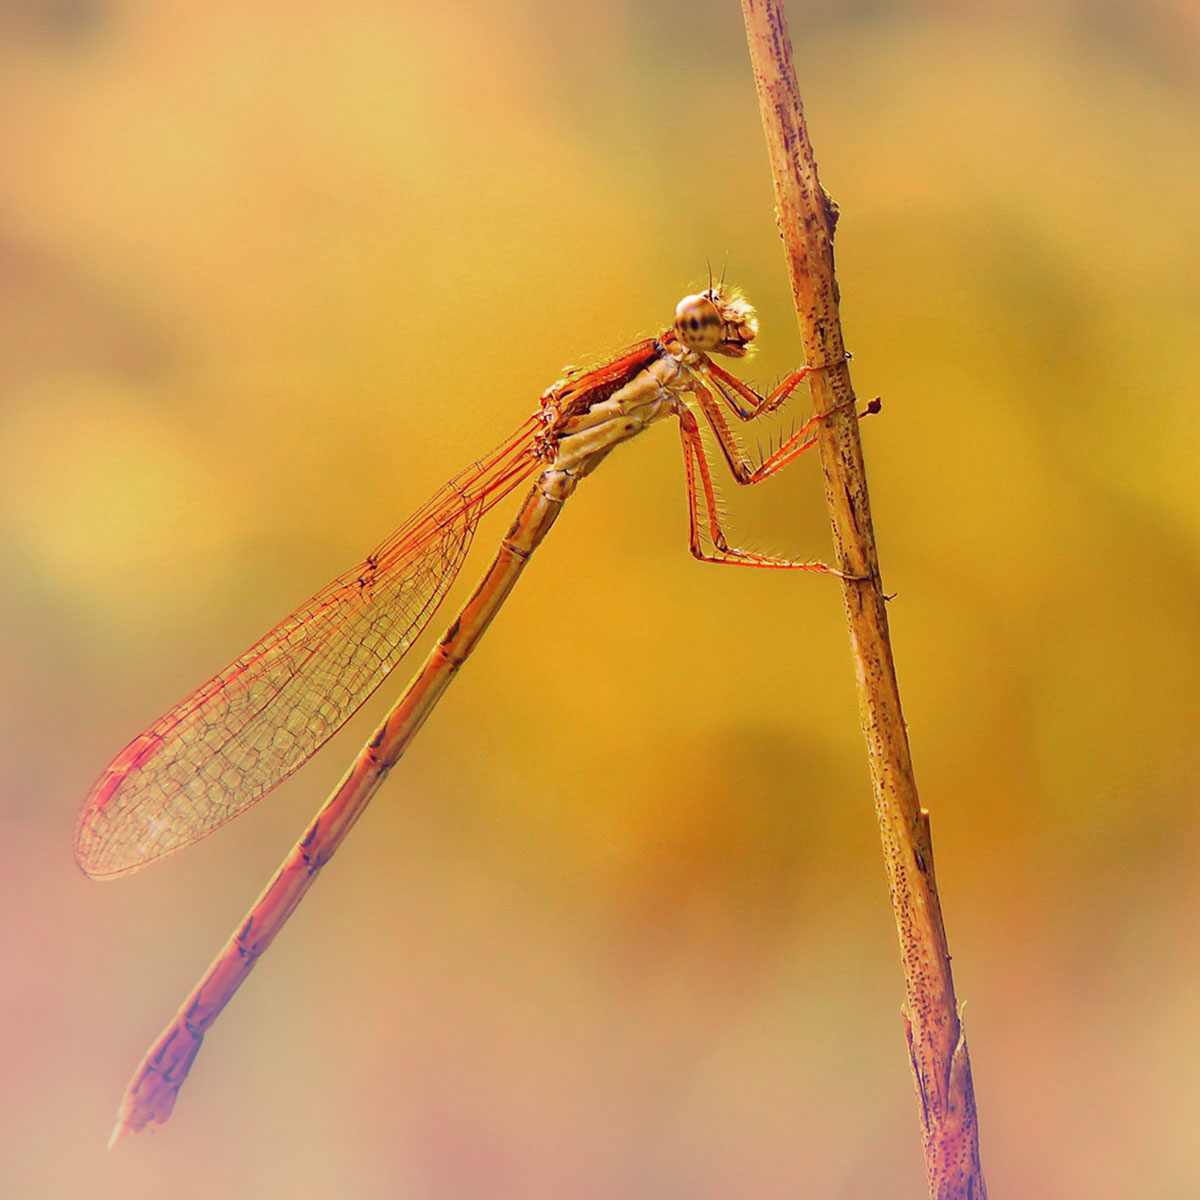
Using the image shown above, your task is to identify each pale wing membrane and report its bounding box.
[75,418,541,879]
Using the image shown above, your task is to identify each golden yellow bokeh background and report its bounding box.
[3,0,1199,1195]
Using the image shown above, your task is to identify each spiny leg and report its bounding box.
[706,359,816,421]
[691,379,819,486]
[692,378,878,487]
[679,408,725,550]
[677,409,845,575]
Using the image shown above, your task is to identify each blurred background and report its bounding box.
[2,0,1198,1195]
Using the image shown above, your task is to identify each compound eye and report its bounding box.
[674,294,724,352]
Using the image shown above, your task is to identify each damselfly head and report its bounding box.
[674,288,758,358]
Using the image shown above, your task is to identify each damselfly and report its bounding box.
[75,286,876,1145]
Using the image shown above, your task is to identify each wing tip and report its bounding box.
[107,1117,133,1151]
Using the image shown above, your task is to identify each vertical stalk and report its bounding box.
[739,3,987,1196]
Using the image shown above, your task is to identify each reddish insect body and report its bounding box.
[78,288,868,1143]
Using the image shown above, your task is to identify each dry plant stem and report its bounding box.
[740,3,987,1197]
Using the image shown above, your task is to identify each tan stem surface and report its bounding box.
[740,3,987,1196]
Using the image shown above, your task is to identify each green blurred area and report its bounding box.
[2,1,1198,1195]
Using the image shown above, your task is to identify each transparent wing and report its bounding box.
[75,417,541,879]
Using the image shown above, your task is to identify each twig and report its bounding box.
[739,3,987,1197]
